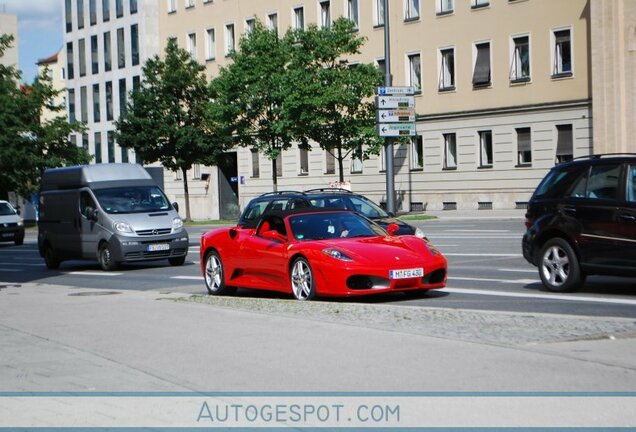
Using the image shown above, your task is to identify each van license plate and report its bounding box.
[147,243,170,252]
[389,268,424,279]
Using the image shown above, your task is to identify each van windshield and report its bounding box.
[93,186,171,214]
[0,202,17,216]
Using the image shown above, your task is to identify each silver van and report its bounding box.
[38,163,189,271]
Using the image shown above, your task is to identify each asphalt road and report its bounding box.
[1,219,635,318]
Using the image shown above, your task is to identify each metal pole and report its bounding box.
[383,0,396,215]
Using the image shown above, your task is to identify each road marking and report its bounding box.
[443,287,636,306]
[428,236,521,239]
[0,268,21,272]
[498,268,537,273]
[66,271,123,276]
[445,229,511,233]
[450,276,537,284]
[171,276,203,281]
[188,246,200,250]
[444,253,523,257]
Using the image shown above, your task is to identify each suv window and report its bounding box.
[570,164,621,200]
[628,165,636,203]
[534,166,582,199]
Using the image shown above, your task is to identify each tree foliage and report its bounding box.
[0,34,89,199]
[115,38,229,221]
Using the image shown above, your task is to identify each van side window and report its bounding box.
[80,191,97,218]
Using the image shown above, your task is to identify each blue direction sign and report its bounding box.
[377,86,416,96]
[377,123,416,137]
[375,96,415,109]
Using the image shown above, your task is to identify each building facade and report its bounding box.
[37,49,67,123]
[160,0,595,213]
[0,13,18,68]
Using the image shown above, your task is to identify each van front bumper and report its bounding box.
[111,232,190,262]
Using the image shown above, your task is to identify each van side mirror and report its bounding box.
[172,202,179,213]
[85,206,99,222]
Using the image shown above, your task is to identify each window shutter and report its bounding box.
[556,125,573,156]
[517,128,531,152]
[473,43,490,85]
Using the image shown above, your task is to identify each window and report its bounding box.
[225,24,235,55]
[116,0,123,17]
[70,135,77,149]
[105,81,113,121]
[293,7,304,30]
[206,28,216,60]
[267,13,278,33]
[187,33,197,59]
[191,164,200,179]
[628,166,636,203]
[299,148,309,175]
[130,0,137,14]
[131,24,139,66]
[351,145,363,173]
[347,0,359,29]
[89,0,97,25]
[405,0,419,20]
[376,58,386,78]
[407,53,421,92]
[117,27,125,68]
[121,146,129,163]
[80,86,88,122]
[68,89,76,122]
[66,42,74,79]
[325,151,335,174]
[319,1,331,28]
[103,0,110,21]
[516,127,531,166]
[443,133,456,169]
[471,0,489,8]
[77,0,85,29]
[556,124,573,163]
[276,153,283,177]
[78,39,86,77]
[510,35,530,82]
[439,48,455,91]
[119,78,127,115]
[553,29,572,77]
[132,75,141,92]
[92,84,100,122]
[411,135,423,170]
[81,133,89,151]
[91,36,98,74]
[104,32,112,71]
[479,130,493,167]
[473,42,491,87]
[94,132,102,163]
[65,0,72,32]
[107,131,115,163]
[375,0,385,26]
[436,0,453,15]
[203,0,212,3]
[251,149,260,178]
[186,0,195,8]
[245,18,255,35]
[167,0,176,13]
[573,165,621,201]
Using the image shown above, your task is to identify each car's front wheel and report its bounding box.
[290,257,316,301]
[204,250,235,295]
[539,238,584,292]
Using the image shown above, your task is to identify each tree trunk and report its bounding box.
[182,166,191,222]
[337,147,345,183]
[271,158,278,192]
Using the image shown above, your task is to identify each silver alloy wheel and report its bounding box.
[541,245,570,288]
[291,259,312,300]
[205,253,223,293]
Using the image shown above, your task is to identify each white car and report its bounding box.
[0,200,25,245]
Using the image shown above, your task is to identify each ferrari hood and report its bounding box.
[319,236,430,264]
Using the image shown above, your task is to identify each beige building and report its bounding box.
[156,1,631,217]
[0,13,18,68]
[37,48,68,123]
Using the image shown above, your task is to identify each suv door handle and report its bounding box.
[562,206,576,214]
[619,213,636,221]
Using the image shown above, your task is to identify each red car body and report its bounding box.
[199,210,447,299]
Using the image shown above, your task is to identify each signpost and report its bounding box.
[375,87,416,137]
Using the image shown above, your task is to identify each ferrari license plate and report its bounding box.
[389,268,424,279]
[147,243,170,252]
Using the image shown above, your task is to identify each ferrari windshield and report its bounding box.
[93,186,171,214]
[289,212,386,241]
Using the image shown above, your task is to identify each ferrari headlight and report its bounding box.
[322,248,353,262]
[414,227,426,239]
[113,221,133,233]
[172,217,183,232]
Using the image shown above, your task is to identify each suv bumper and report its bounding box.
[522,230,536,266]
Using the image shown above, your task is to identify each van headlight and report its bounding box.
[172,217,183,232]
[17,220,24,227]
[113,221,133,233]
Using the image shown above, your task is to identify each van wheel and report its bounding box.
[539,238,584,292]
[99,243,119,271]
[169,256,186,266]
[44,245,60,270]
[14,235,24,246]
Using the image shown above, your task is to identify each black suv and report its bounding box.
[523,154,636,292]
[238,189,426,238]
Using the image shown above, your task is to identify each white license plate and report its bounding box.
[147,243,170,252]
[389,268,424,279]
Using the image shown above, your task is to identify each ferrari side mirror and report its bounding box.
[387,223,399,236]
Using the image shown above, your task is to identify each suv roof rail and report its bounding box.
[571,153,636,161]
[257,190,306,197]
[304,188,353,194]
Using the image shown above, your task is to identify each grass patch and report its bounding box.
[398,214,437,221]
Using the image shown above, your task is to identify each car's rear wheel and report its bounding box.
[539,238,584,292]
[290,257,316,301]
[169,256,186,266]
[204,250,235,295]
[43,244,60,270]
[98,242,119,271]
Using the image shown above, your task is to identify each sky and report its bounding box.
[1,0,63,83]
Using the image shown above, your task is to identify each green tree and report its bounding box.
[288,18,383,182]
[209,22,297,192]
[0,34,89,199]
[115,38,228,221]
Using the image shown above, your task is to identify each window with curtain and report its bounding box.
[225,24,235,55]
[294,7,304,30]
[443,133,457,169]
[510,35,530,82]
[406,0,420,20]
[439,48,455,91]
[351,145,363,174]
[411,136,423,170]
[325,151,335,174]
[299,148,309,175]
[347,0,359,28]
[408,53,421,92]
[206,28,215,60]
[320,1,331,28]
[436,0,453,15]
[479,130,493,167]
[375,0,385,26]
[251,149,260,178]
[516,127,531,166]
[553,29,572,77]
